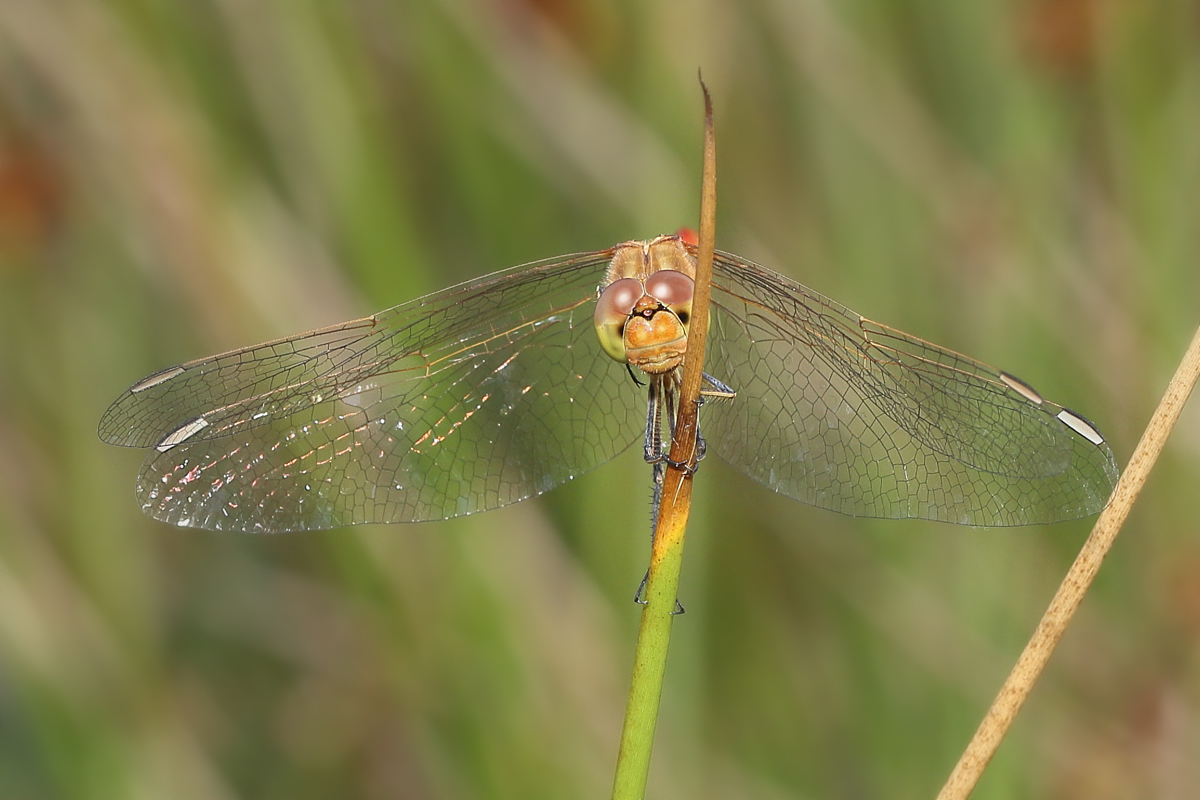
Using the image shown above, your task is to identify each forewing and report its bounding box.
[99,251,643,531]
[703,251,1119,525]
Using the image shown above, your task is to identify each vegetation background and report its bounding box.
[1,1,1198,798]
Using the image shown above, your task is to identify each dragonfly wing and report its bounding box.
[100,251,644,531]
[703,252,1119,525]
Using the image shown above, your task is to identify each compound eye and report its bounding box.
[644,270,695,328]
[594,277,644,363]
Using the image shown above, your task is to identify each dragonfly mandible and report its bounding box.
[98,233,1119,532]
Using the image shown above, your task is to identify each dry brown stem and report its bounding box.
[937,323,1200,800]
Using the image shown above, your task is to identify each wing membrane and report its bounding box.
[100,251,644,531]
[704,251,1118,525]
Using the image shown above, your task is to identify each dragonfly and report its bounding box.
[98,233,1119,533]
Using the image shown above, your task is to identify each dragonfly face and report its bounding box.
[99,234,1119,532]
[594,236,696,375]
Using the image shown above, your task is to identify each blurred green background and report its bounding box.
[1,1,1198,798]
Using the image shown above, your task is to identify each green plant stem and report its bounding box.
[610,511,691,800]
[610,80,717,800]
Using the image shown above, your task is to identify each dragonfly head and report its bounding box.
[594,267,695,375]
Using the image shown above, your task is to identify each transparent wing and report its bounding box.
[99,251,643,531]
[703,251,1119,525]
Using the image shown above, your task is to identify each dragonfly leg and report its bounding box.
[650,459,664,538]
[634,570,649,605]
[642,377,664,464]
[662,455,700,475]
[643,374,684,468]
[643,376,668,536]
[631,568,686,615]
[700,372,736,400]
[661,377,678,453]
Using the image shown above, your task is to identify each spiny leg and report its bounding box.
[701,372,736,399]
[642,376,668,541]
[690,372,736,464]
